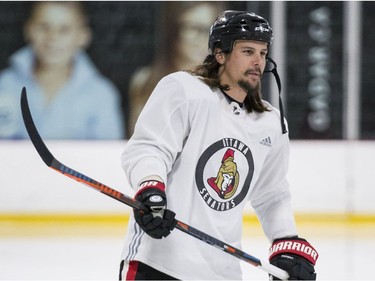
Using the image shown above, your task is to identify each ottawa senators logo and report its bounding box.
[207,149,239,199]
[195,138,254,211]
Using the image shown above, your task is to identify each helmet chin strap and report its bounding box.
[265,57,288,134]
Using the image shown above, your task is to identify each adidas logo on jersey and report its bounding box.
[259,136,272,147]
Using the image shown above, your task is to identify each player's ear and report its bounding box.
[214,49,225,65]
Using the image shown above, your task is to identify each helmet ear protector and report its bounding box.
[209,10,287,134]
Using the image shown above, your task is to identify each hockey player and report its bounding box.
[119,10,318,280]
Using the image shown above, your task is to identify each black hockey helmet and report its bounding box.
[208,10,273,53]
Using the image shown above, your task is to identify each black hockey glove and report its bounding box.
[269,237,318,280]
[134,180,176,239]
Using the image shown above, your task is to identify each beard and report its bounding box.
[237,79,267,113]
[237,79,260,99]
[238,66,262,98]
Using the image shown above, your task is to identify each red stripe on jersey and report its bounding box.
[126,260,139,280]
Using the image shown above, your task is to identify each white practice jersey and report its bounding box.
[121,71,297,280]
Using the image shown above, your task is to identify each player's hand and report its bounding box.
[133,180,176,239]
[269,237,318,280]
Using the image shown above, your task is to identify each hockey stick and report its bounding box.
[20,87,289,280]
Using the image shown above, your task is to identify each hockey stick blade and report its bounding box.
[20,87,289,280]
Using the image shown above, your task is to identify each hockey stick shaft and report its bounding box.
[20,87,288,280]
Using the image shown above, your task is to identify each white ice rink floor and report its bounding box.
[1,221,374,280]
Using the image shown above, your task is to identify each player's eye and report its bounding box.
[243,49,254,55]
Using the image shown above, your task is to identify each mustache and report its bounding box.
[244,67,263,77]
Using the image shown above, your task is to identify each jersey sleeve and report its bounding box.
[121,74,190,190]
[249,129,298,242]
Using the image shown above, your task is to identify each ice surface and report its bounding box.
[0,224,374,280]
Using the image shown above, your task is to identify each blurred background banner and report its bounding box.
[286,2,344,139]
[0,1,372,139]
[361,1,375,139]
